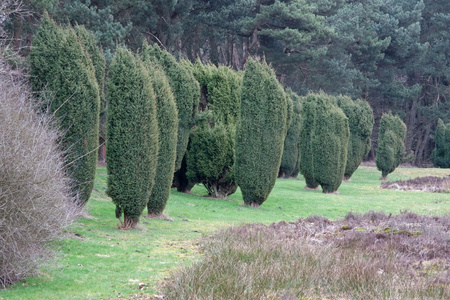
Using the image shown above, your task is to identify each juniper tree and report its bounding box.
[299,93,349,193]
[432,119,450,168]
[142,44,199,172]
[335,95,374,180]
[73,25,105,106]
[185,62,241,198]
[73,25,107,161]
[106,48,158,229]
[29,13,100,206]
[141,60,179,217]
[376,113,406,180]
[280,89,302,178]
[235,58,290,206]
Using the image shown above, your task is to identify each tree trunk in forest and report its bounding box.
[405,97,418,158]
[12,15,22,51]
[414,123,432,166]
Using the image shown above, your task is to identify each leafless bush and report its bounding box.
[162,212,449,299]
[0,0,25,39]
[0,56,79,288]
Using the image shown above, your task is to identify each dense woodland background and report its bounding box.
[2,0,450,165]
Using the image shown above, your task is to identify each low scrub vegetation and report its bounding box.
[381,176,450,193]
[163,211,449,299]
[1,166,449,299]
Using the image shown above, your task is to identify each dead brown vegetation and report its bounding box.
[0,54,78,288]
[381,176,450,193]
[163,211,449,299]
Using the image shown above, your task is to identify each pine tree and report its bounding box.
[106,48,158,229]
[376,113,406,179]
[335,95,374,180]
[280,89,302,178]
[29,13,100,206]
[432,119,450,168]
[235,58,289,206]
[142,60,179,216]
[299,93,349,193]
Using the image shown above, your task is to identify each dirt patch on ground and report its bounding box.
[381,175,450,192]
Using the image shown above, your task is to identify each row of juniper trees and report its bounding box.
[29,15,449,229]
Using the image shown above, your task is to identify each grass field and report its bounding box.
[1,166,449,299]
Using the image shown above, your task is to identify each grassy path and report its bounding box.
[1,166,449,299]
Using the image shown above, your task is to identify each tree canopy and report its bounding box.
[2,0,449,165]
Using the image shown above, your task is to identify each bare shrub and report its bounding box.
[162,212,449,299]
[0,56,78,288]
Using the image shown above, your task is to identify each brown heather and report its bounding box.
[162,211,449,299]
[381,176,450,193]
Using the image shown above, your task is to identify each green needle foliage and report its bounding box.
[335,96,374,180]
[432,119,450,168]
[299,93,350,193]
[73,25,106,107]
[280,89,302,178]
[29,13,100,206]
[106,48,158,229]
[186,123,236,198]
[143,61,179,216]
[376,113,407,180]
[142,43,200,172]
[185,62,241,198]
[235,58,289,206]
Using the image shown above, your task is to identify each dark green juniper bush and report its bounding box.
[299,93,349,193]
[141,56,179,217]
[185,62,241,198]
[432,119,450,168]
[280,89,302,178]
[106,47,158,229]
[335,95,374,181]
[376,113,407,180]
[235,58,290,206]
[29,13,101,206]
[142,43,200,173]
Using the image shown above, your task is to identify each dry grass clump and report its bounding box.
[162,211,449,299]
[0,57,79,288]
[381,176,450,193]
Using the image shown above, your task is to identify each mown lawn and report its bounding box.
[1,166,449,299]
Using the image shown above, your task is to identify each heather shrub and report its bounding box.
[163,213,449,299]
[0,58,78,287]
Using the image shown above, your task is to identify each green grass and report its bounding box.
[1,166,449,299]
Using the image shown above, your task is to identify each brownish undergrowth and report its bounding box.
[162,211,450,299]
[381,176,450,193]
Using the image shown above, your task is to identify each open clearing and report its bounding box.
[0,166,449,299]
